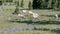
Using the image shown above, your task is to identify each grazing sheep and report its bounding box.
[28,11,33,14]
[22,10,27,13]
[18,14,25,18]
[32,13,40,21]
[55,14,59,20]
[28,11,40,21]
[28,11,33,17]
[32,13,39,18]
[22,10,28,16]
[8,17,11,20]
[18,14,25,20]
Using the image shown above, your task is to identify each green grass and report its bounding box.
[9,30,55,34]
[0,6,60,34]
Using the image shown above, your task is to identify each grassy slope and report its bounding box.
[0,6,59,34]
